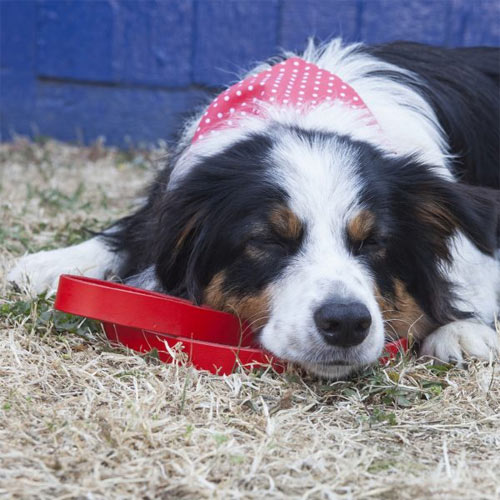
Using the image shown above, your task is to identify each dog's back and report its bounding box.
[369,42,500,189]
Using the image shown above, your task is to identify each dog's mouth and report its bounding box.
[312,359,353,366]
[299,359,363,379]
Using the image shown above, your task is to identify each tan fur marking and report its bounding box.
[245,246,268,260]
[175,215,199,250]
[376,279,433,340]
[418,201,456,235]
[347,210,376,242]
[269,205,302,240]
[203,272,271,330]
[203,271,226,310]
[417,200,458,258]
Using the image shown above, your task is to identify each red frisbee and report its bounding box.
[54,275,407,375]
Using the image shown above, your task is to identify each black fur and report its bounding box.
[102,41,499,339]
[368,42,500,189]
[105,134,302,303]
[352,139,498,325]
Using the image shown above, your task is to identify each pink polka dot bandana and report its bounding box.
[192,57,377,143]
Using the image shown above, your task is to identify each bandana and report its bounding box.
[192,57,378,143]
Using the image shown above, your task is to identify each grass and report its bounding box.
[1,138,499,499]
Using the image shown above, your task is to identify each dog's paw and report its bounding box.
[7,239,115,296]
[420,320,499,366]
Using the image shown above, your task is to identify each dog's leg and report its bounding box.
[7,237,119,296]
[420,320,499,366]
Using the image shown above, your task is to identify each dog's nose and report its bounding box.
[314,299,372,347]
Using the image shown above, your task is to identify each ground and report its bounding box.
[1,139,499,499]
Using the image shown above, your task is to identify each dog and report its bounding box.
[8,39,500,378]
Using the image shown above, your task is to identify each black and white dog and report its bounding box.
[9,40,500,378]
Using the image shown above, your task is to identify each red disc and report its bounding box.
[54,275,408,375]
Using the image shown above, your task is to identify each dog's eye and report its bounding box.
[247,236,287,254]
[353,234,384,256]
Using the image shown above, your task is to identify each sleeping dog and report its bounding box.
[9,39,500,378]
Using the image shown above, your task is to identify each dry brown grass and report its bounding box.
[1,139,499,499]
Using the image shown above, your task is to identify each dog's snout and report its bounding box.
[314,299,372,347]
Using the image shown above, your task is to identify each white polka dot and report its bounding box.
[227,120,233,125]
[248,85,254,91]
[305,66,310,70]
[312,93,318,97]
[283,99,289,103]
[293,61,299,66]
[271,89,277,93]
[299,91,304,95]
[269,97,275,101]
[340,92,346,97]
[217,113,223,118]
[205,118,210,123]
[230,108,235,113]
[327,89,332,93]
[241,102,247,106]
[300,85,306,89]
[241,111,247,115]
[341,85,347,89]
[353,96,359,101]
[199,134,204,139]
[197,126,201,131]
[224,96,229,101]
[236,90,242,96]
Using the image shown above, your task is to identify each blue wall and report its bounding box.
[1,0,499,147]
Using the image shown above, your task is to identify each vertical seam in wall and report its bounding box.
[34,0,40,83]
[190,0,198,85]
[459,1,469,47]
[444,0,453,47]
[276,0,284,50]
[355,0,364,41]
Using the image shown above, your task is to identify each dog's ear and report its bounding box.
[153,199,207,303]
[414,176,499,259]
[386,161,498,325]
[452,183,500,252]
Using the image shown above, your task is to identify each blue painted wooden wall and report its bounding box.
[1,0,499,147]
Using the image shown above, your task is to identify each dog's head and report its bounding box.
[154,125,497,377]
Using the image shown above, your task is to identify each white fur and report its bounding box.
[7,238,118,296]
[259,129,385,377]
[421,320,499,366]
[173,38,452,185]
[125,265,161,291]
[445,234,500,324]
[7,38,499,377]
